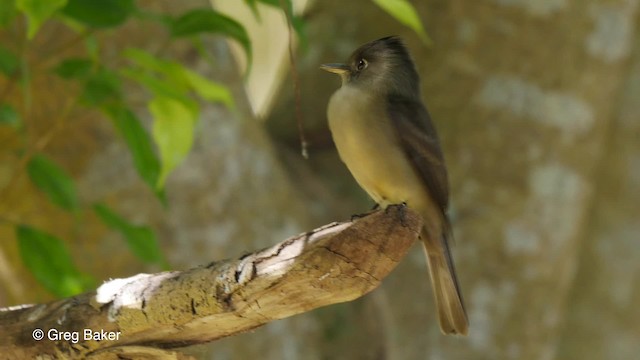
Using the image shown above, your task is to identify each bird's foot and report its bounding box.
[350,210,374,221]
[350,203,382,221]
[386,202,409,227]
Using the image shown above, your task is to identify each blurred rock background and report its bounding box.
[0,0,638,359]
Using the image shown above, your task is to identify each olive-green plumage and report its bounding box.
[321,36,468,335]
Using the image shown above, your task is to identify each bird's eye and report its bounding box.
[356,58,368,71]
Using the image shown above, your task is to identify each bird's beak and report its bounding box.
[320,63,350,75]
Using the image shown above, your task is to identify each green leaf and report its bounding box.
[290,15,308,50]
[16,225,88,297]
[81,68,121,106]
[124,48,172,74]
[93,203,165,265]
[243,0,260,19]
[121,50,190,104]
[251,0,296,22]
[0,45,18,76]
[124,48,233,108]
[123,48,190,91]
[103,105,160,192]
[0,103,21,127]
[16,0,67,39]
[27,154,78,211]
[61,0,135,28]
[149,96,196,188]
[54,58,94,79]
[169,9,251,67]
[181,67,233,108]
[0,0,18,27]
[121,67,188,102]
[372,0,431,44]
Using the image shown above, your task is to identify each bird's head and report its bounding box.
[321,36,421,98]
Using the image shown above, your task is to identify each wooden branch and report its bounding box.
[0,206,421,359]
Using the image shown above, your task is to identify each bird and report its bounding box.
[321,36,468,335]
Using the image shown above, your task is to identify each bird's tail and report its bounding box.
[421,228,468,335]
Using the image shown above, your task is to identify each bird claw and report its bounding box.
[350,212,368,221]
[351,203,384,221]
[386,202,409,227]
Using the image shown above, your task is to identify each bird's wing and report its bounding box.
[387,94,449,214]
[389,96,468,334]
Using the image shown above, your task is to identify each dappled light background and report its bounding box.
[0,0,639,359]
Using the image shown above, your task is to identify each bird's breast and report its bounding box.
[327,86,429,210]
